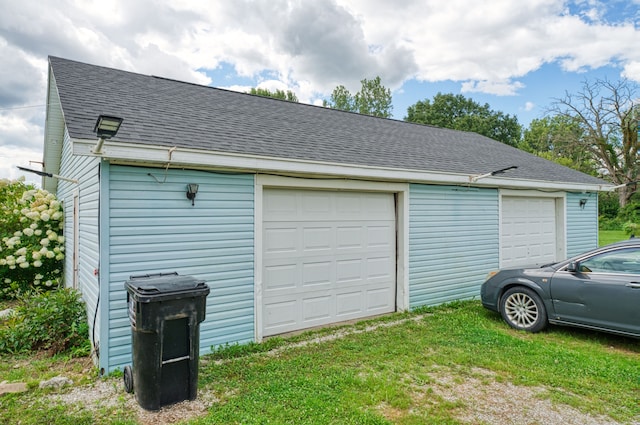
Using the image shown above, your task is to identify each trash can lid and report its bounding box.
[125,272,209,302]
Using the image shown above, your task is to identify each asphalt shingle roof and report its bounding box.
[49,56,605,186]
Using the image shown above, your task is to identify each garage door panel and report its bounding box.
[302,296,332,322]
[264,227,297,253]
[367,256,394,279]
[263,189,396,336]
[367,286,393,310]
[302,261,332,286]
[264,263,297,290]
[337,226,364,249]
[303,227,332,251]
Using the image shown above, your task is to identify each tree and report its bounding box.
[326,77,393,118]
[520,115,597,176]
[405,93,522,147]
[547,79,640,207]
[248,87,298,102]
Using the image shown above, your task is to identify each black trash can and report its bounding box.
[124,272,210,411]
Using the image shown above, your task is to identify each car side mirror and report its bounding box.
[566,261,578,273]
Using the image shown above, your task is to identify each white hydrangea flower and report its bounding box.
[33,260,42,267]
[41,212,50,221]
[40,238,50,247]
[23,228,34,236]
[19,261,29,268]
[34,229,42,236]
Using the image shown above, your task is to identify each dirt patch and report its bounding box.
[53,378,217,425]
[420,367,623,425]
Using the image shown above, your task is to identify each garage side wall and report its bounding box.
[409,184,499,307]
[566,192,598,257]
[57,128,101,355]
[105,165,254,372]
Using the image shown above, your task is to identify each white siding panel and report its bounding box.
[107,165,254,372]
[409,185,499,308]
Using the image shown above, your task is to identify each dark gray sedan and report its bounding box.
[481,239,640,337]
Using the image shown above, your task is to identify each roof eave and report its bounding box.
[71,138,611,193]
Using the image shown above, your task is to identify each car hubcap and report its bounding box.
[505,293,538,328]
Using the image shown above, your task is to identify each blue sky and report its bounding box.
[1,0,640,185]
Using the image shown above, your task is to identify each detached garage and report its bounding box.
[42,56,607,373]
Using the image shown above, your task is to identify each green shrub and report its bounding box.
[0,180,64,298]
[622,221,640,236]
[597,192,619,219]
[0,288,89,355]
[598,216,624,231]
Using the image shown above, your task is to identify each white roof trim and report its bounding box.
[72,138,610,192]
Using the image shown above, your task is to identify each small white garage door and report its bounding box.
[501,197,557,268]
[262,188,396,336]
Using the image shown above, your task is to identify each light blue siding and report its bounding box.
[566,192,598,256]
[106,165,254,372]
[409,184,499,308]
[56,128,101,359]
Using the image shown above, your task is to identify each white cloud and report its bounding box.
[461,80,525,96]
[0,145,43,187]
[622,61,640,82]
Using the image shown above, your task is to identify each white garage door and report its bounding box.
[262,189,396,336]
[501,197,557,268]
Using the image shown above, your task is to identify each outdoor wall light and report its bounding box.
[579,198,588,209]
[92,115,123,154]
[186,183,199,206]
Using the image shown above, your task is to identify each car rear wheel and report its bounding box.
[500,287,547,333]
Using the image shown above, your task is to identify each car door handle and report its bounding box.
[627,282,640,289]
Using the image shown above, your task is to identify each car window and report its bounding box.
[580,247,640,274]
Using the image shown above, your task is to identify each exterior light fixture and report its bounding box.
[186,183,199,206]
[579,198,588,209]
[92,115,123,154]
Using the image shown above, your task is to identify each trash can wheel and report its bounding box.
[124,365,134,393]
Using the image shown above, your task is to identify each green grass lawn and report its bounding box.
[1,301,638,424]
[599,229,630,246]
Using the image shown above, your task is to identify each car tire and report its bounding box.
[499,287,547,333]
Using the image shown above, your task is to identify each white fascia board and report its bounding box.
[72,138,609,192]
